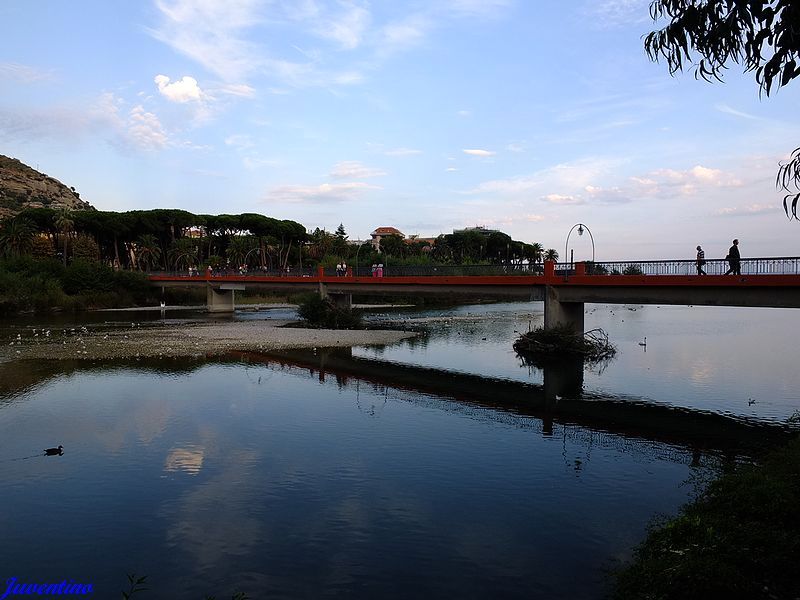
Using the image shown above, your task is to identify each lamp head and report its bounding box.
[577,224,584,236]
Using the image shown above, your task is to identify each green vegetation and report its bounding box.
[513,325,617,366]
[0,256,154,315]
[296,294,363,329]
[0,207,556,314]
[613,435,800,600]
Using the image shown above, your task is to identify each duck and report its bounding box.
[44,445,63,456]
[638,337,647,347]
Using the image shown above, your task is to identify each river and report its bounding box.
[0,302,797,599]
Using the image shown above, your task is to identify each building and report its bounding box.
[370,226,405,250]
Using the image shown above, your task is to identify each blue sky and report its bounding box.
[1,0,798,260]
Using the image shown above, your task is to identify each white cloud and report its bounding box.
[313,2,371,49]
[588,0,650,28]
[463,148,495,157]
[243,156,281,169]
[0,62,54,83]
[225,134,255,149]
[329,160,387,179]
[716,204,776,217]
[715,104,763,121]
[127,105,169,151]
[379,15,431,52]
[445,0,514,18]
[543,193,584,205]
[155,74,206,103]
[446,167,459,172]
[477,213,546,227]
[149,0,267,81]
[265,181,380,203]
[216,83,257,97]
[384,147,423,156]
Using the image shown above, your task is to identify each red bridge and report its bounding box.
[149,257,800,332]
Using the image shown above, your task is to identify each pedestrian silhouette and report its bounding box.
[695,245,706,275]
[724,239,741,275]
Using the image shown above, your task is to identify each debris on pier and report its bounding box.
[513,325,617,366]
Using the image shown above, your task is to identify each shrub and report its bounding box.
[297,294,362,329]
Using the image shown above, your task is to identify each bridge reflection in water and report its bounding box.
[229,348,797,457]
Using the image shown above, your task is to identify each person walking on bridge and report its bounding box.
[724,239,741,275]
[695,245,706,275]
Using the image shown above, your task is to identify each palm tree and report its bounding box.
[54,208,74,266]
[529,242,544,264]
[168,238,198,271]
[136,234,162,272]
[226,236,258,268]
[0,217,35,257]
[544,248,559,262]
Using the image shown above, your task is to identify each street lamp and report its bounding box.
[565,223,595,266]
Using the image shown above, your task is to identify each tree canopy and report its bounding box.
[644,0,800,217]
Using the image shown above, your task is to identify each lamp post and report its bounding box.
[565,223,595,267]
[354,240,368,276]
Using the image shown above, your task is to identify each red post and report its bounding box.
[317,265,324,278]
[575,261,586,276]
[346,266,353,277]
[544,260,555,280]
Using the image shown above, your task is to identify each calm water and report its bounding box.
[1,302,797,599]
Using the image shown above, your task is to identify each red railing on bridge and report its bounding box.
[149,256,800,282]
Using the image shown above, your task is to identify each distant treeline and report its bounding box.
[0,207,558,273]
[0,208,306,271]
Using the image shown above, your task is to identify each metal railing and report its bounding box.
[577,257,800,276]
[149,257,800,279]
[341,264,544,278]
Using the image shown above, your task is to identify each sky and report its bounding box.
[1,0,799,260]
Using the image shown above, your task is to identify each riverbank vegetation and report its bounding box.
[613,435,800,600]
[0,207,558,314]
[513,325,616,366]
[296,294,363,329]
[0,256,155,315]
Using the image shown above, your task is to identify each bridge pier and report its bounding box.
[544,285,584,333]
[318,282,353,309]
[207,284,246,312]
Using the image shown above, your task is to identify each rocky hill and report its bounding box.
[0,154,94,219]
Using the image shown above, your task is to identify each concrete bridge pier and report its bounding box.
[318,282,353,309]
[207,284,245,312]
[544,285,584,333]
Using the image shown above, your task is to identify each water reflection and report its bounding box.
[1,300,799,598]
[0,354,722,599]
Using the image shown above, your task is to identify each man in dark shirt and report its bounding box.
[724,239,741,275]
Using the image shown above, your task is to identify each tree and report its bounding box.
[168,238,199,271]
[645,0,800,218]
[136,234,162,272]
[528,242,544,264]
[71,234,100,262]
[379,234,406,257]
[54,208,74,266]
[226,235,258,267]
[0,217,35,257]
[544,248,559,262]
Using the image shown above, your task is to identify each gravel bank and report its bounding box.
[1,320,418,361]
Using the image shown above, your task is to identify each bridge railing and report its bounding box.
[151,267,317,278]
[344,264,544,278]
[580,257,800,276]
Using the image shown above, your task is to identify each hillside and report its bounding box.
[0,154,94,219]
